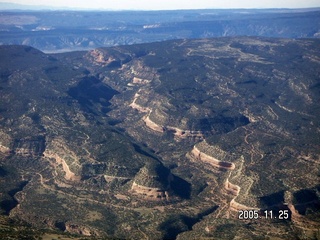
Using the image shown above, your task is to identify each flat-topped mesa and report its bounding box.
[143,109,204,139]
[188,141,259,211]
[189,141,236,170]
[130,163,172,201]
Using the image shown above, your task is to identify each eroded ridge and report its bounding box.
[189,141,235,170]
[129,93,151,113]
[188,140,258,212]
[43,139,81,181]
[131,100,204,139]
[143,112,165,133]
[143,113,205,139]
[129,90,205,139]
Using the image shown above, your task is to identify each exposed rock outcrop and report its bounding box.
[130,162,172,200]
[167,126,203,139]
[189,141,236,170]
[0,131,12,154]
[224,179,240,196]
[43,150,80,181]
[229,199,257,211]
[13,136,46,157]
[143,113,165,133]
[284,190,320,229]
[142,110,205,139]
[65,222,96,236]
[188,141,259,212]
[132,77,151,85]
[129,90,152,112]
[87,48,132,68]
[0,144,10,154]
[131,181,169,200]
[43,139,81,181]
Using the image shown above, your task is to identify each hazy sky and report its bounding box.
[2,0,320,10]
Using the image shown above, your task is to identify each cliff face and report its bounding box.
[131,163,173,200]
[131,181,170,200]
[188,141,253,211]
[190,144,235,170]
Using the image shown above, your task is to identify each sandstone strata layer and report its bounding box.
[189,141,259,212]
[131,181,169,200]
[190,142,236,170]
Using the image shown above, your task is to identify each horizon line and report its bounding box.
[1,2,320,11]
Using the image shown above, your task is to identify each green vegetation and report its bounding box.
[0,36,319,239]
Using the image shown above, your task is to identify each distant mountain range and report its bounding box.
[0,8,319,52]
[0,2,84,10]
[1,2,320,11]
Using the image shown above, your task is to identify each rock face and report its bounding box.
[188,141,252,211]
[143,113,165,133]
[131,182,169,200]
[43,138,83,181]
[189,142,236,170]
[131,162,172,200]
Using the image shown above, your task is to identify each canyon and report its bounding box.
[0,36,319,239]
